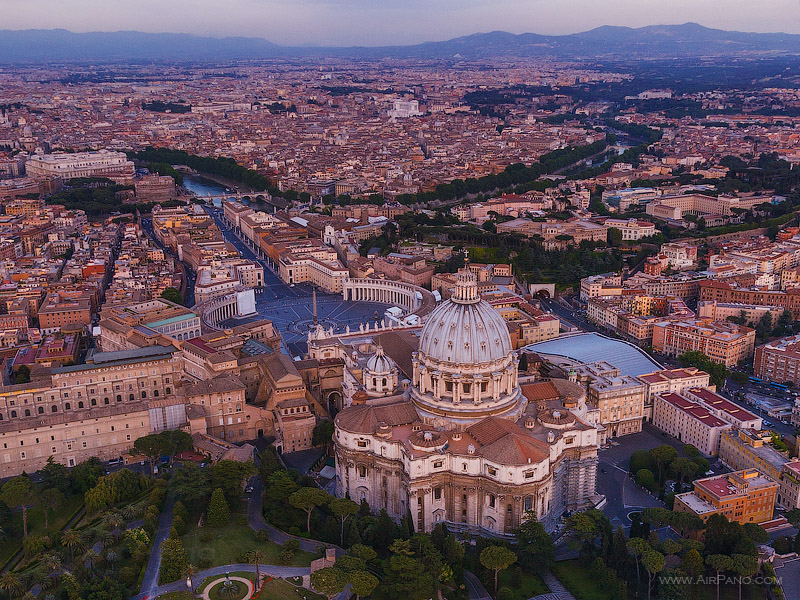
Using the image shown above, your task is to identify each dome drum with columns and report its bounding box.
[411,268,523,427]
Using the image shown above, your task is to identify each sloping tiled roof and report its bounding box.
[335,400,419,434]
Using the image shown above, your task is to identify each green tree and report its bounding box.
[289,487,330,533]
[730,554,758,600]
[209,459,256,503]
[61,529,85,561]
[160,287,183,305]
[607,227,623,247]
[648,445,678,483]
[349,570,378,600]
[0,573,21,600]
[329,497,360,546]
[246,549,265,583]
[706,554,733,600]
[40,456,71,494]
[310,566,346,598]
[635,468,657,492]
[479,545,517,596]
[608,527,628,575]
[312,420,335,447]
[206,488,230,528]
[159,538,188,584]
[169,462,211,505]
[682,548,704,579]
[40,488,64,530]
[14,365,31,385]
[641,549,665,600]
[742,522,769,545]
[515,511,554,571]
[1,477,35,538]
[670,457,699,486]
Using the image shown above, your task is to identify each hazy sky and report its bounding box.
[2,0,800,46]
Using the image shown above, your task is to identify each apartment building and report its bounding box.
[684,387,762,430]
[652,392,730,456]
[719,428,788,484]
[699,281,800,314]
[697,301,784,327]
[674,469,778,525]
[637,367,712,422]
[754,335,800,386]
[652,319,756,367]
[579,273,623,302]
[38,292,93,334]
[26,150,135,185]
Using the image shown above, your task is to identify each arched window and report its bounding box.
[141,391,147,398]
[51,406,57,413]
[116,395,122,402]
[104,398,109,405]
[129,394,135,401]
[91,399,97,406]
[10,410,17,418]
[153,390,159,397]
[166,387,172,395]
[65,403,71,410]
[37,407,44,414]
[24,409,30,417]
[78,402,84,409]
[382,378,387,387]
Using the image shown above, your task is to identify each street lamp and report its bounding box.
[186,576,192,596]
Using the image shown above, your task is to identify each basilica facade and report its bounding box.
[332,268,601,535]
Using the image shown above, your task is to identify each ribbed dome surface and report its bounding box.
[365,345,395,375]
[418,269,512,365]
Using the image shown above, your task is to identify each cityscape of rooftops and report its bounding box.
[3,3,800,600]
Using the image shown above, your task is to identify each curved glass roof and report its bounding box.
[526,332,662,377]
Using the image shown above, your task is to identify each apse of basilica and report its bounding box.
[314,268,602,536]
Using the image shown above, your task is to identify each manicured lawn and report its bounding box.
[498,568,549,600]
[197,572,254,593]
[181,518,319,571]
[1,494,84,568]
[157,592,193,600]
[553,560,765,600]
[551,560,612,600]
[257,578,325,600]
[208,579,249,600]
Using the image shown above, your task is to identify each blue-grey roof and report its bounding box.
[147,313,197,328]
[52,345,175,373]
[526,332,662,377]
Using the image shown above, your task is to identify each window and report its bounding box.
[357,440,367,448]
[51,406,57,413]
[434,487,442,500]
[358,465,366,479]
[488,494,496,508]
[24,410,30,417]
[463,383,471,394]
[37,407,44,415]
[65,403,71,410]
[78,402,84,409]
[129,394,134,401]
[445,381,453,392]
[116,395,122,402]
[433,460,443,469]
[166,387,171,395]
[487,466,497,477]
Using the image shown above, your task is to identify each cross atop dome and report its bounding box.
[452,266,480,304]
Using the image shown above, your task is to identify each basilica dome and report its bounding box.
[410,267,524,428]
[418,268,512,366]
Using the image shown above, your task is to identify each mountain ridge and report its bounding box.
[1,23,800,62]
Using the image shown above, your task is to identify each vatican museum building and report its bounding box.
[333,268,601,536]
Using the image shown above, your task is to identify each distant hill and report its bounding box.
[1,23,800,62]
